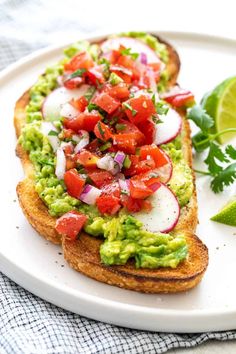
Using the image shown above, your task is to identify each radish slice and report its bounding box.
[155,149,173,183]
[101,37,160,64]
[42,85,89,121]
[55,148,66,180]
[60,102,79,119]
[40,122,60,152]
[154,108,182,145]
[134,183,180,233]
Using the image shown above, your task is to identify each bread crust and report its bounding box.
[14,35,208,293]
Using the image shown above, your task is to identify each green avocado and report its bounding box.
[19,35,192,269]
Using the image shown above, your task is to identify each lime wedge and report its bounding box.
[201,76,236,144]
[211,197,236,226]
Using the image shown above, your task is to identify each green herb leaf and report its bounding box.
[187,105,214,132]
[48,130,58,136]
[70,68,87,78]
[225,145,236,160]
[152,115,163,124]
[155,100,169,115]
[192,131,210,153]
[211,163,236,193]
[120,47,139,60]
[97,121,105,137]
[84,86,96,102]
[116,123,126,131]
[123,102,137,116]
[100,142,112,151]
[204,142,230,175]
[87,103,98,112]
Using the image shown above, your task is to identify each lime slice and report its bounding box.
[201,76,236,144]
[211,197,236,226]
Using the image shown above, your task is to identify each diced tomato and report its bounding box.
[104,83,130,100]
[140,144,169,167]
[123,95,156,124]
[137,119,156,145]
[96,194,121,215]
[70,96,88,112]
[121,195,142,213]
[101,50,120,65]
[86,66,105,86]
[137,67,157,89]
[123,155,140,176]
[86,138,102,155]
[94,93,120,114]
[64,52,94,72]
[101,181,121,198]
[64,169,86,198]
[88,170,115,188]
[117,55,140,80]
[129,179,153,199]
[134,158,156,175]
[110,65,133,84]
[55,210,87,240]
[112,134,137,154]
[141,199,153,212]
[117,119,145,145]
[64,110,101,132]
[64,76,84,89]
[132,171,161,192]
[164,90,195,107]
[94,122,112,141]
[66,156,77,170]
[75,150,99,168]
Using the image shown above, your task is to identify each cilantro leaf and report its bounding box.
[211,163,236,193]
[123,102,137,116]
[192,131,210,152]
[187,105,214,132]
[225,145,236,160]
[204,142,230,175]
[120,48,139,60]
[48,130,58,136]
[70,68,87,78]
[84,86,96,102]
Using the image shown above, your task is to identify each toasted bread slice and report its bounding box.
[15,35,208,293]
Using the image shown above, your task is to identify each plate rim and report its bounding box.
[1,30,236,332]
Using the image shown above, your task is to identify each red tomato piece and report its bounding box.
[123,95,156,124]
[64,52,94,72]
[105,83,130,100]
[120,195,142,213]
[110,65,133,84]
[94,93,120,114]
[88,170,115,188]
[96,194,121,215]
[64,110,101,132]
[164,90,195,107]
[86,66,105,86]
[117,55,140,80]
[66,156,77,170]
[140,144,169,168]
[101,182,121,198]
[123,155,140,176]
[75,150,99,168]
[70,96,88,112]
[64,76,84,89]
[132,171,161,192]
[134,158,156,175]
[55,210,87,240]
[129,179,153,199]
[62,129,74,140]
[117,119,145,145]
[112,134,137,154]
[64,169,86,198]
[94,122,112,141]
[141,199,153,212]
[137,119,156,145]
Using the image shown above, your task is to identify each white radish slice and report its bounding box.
[154,150,173,183]
[42,85,89,121]
[134,183,180,233]
[55,148,66,180]
[101,37,160,64]
[60,102,79,119]
[154,108,182,145]
[40,121,60,152]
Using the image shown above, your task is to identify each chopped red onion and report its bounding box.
[114,151,126,170]
[55,148,66,180]
[79,184,101,205]
[140,52,147,65]
[97,154,119,175]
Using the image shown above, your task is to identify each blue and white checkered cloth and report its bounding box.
[1,0,236,352]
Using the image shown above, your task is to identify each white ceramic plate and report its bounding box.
[0,31,236,333]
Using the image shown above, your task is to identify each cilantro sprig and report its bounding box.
[187,105,236,193]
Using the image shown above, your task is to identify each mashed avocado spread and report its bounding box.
[19,33,192,269]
